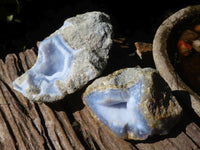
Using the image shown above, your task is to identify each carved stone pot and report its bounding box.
[153,5,200,117]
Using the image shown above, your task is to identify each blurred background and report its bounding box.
[0,0,199,59]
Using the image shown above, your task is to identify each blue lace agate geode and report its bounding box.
[82,68,182,140]
[13,11,112,102]
[13,34,76,101]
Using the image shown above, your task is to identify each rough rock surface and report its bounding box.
[13,11,112,102]
[83,67,182,140]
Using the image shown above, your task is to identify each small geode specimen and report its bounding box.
[82,68,182,140]
[12,11,112,102]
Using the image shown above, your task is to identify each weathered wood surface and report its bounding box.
[0,39,200,150]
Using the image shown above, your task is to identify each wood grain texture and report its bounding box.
[0,40,200,149]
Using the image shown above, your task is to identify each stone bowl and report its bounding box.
[153,5,200,117]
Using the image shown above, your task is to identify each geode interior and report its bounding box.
[82,68,182,140]
[13,11,112,102]
[13,35,75,101]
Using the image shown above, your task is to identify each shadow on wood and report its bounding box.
[0,40,200,149]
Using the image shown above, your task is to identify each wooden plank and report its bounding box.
[186,122,200,147]
[168,132,198,150]
[0,41,200,149]
[0,86,16,150]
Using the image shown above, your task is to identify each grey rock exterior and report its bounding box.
[13,11,112,102]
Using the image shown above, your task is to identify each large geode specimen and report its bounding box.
[82,68,182,140]
[13,11,112,102]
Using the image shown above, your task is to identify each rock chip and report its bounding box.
[192,38,200,52]
[13,11,112,102]
[179,29,199,43]
[82,68,182,140]
[135,42,152,59]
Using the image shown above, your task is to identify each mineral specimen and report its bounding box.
[179,29,198,43]
[13,11,113,102]
[177,40,192,56]
[192,39,200,52]
[194,24,200,33]
[82,68,182,140]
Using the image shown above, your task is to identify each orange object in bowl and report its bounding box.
[194,24,200,32]
[177,40,192,56]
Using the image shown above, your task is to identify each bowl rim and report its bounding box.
[153,4,200,116]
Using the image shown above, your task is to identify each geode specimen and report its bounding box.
[82,68,182,140]
[13,11,112,102]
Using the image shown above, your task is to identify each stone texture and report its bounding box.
[83,67,182,140]
[13,11,112,102]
